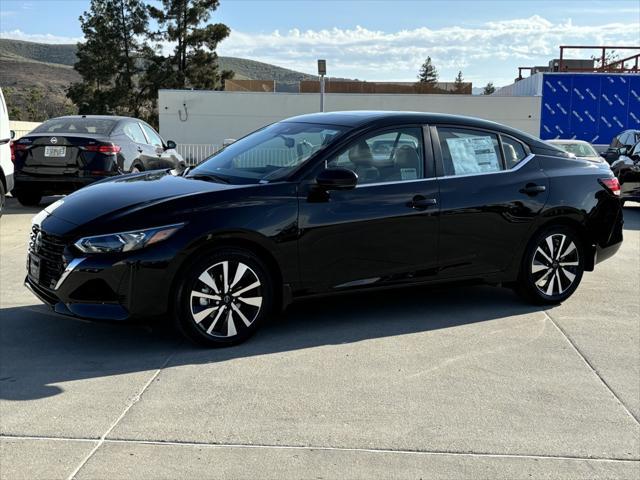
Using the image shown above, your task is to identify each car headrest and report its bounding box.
[394,145,420,169]
[348,141,374,166]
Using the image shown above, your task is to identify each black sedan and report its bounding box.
[26,112,623,347]
[611,140,640,204]
[12,115,183,206]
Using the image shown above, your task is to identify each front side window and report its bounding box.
[327,127,424,185]
[190,122,346,184]
[124,123,147,144]
[437,127,502,176]
[140,124,164,148]
[501,136,528,168]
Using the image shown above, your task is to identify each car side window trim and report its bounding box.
[431,124,534,179]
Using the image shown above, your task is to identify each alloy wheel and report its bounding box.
[189,260,262,338]
[531,233,580,297]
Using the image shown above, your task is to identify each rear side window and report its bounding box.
[437,127,502,176]
[33,118,116,135]
[124,123,147,144]
[501,135,528,168]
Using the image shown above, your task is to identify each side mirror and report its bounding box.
[165,140,177,150]
[10,130,15,140]
[316,168,358,190]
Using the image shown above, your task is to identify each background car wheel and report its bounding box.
[131,164,144,173]
[0,181,5,215]
[15,190,42,207]
[516,225,584,305]
[174,248,274,347]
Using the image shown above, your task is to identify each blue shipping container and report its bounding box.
[540,73,640,145]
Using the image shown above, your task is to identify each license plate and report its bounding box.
[44,146,66,157]
[28,253,41,282]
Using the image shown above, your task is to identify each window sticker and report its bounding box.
[446,136,500,174]
[400,168,418,180]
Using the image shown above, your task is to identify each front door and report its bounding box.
[298,126,440,293]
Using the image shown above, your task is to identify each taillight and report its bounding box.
[84,144,121,155]
[599,177,621,196]
[10,142,15,162]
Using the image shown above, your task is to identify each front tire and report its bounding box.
[174,248,274,347]
[516,226,584,305]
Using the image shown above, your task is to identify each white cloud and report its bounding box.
[218,15,640,85]
[0,29,82,44]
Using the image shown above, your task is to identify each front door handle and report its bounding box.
[409,195,437,210]
[520,183,546,195]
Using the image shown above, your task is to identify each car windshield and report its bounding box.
[33,118,117,135]
[553,142,599,158]
[189,122,346,184]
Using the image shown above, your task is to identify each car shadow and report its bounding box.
[622,203,640,230]
[0,284,549,401]
[1,196,62,216]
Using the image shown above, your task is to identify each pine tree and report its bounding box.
[454,71,465,93]
[148,0,234,90]
[67,0,152,119]
[417,57,438,84]
[483,82,496,95]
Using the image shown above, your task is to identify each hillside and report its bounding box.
[0,39,325,120]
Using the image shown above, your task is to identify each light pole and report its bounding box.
[317,59,326,112]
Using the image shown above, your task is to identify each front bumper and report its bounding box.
[25,241,180,323]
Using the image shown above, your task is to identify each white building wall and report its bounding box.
[159,89,542,147]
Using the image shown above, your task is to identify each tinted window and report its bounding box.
[437,127,502,176]
[33,118,116,135]
[123,123,147,144]
[140,123,164,147]
[501,135,528,168]
[328,127,424,185]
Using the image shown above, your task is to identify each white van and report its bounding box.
[0,87,15,214]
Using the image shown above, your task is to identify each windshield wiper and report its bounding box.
[187,173,230,184]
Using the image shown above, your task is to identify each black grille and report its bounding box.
[30,225,66,290]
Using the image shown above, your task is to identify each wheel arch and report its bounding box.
[524,217,595,272]
[170,232,287,315]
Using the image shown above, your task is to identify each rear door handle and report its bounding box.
[409,196,437,210]
[520,183,546,195]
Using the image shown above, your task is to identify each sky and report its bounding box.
[0,0,639,86]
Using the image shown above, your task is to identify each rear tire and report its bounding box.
[131,163,144,173]
[515,225,584,305]
[174,248,274,347]
[16,190,42,207]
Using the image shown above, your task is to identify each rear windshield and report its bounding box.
[33,118,116,135]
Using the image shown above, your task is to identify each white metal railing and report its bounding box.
[176,145,300,168]
[175,144,221,166]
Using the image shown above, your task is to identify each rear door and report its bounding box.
[297,125,440,292]
[433,125,549,278]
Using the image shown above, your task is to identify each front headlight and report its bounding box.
[74,223,184,254]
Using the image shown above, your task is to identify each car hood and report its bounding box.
[38,170,239,227]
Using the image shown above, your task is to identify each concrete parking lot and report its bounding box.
[0,196,638,479]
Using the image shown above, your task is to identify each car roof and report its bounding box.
[284,110,551,150]
[45,115,137,122]
[548,139,591,144]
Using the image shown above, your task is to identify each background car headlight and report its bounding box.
[74,223,184,254]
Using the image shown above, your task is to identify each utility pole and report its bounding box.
[317,59,326,112]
